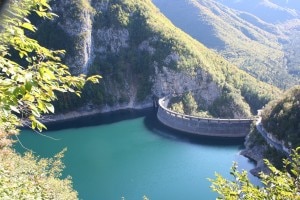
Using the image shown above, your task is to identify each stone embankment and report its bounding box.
[157,97,253,137]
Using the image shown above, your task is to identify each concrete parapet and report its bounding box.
[157,97,253,137]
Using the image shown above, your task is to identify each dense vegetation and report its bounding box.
[262,85,300,148]
[170,92,213,118]
[0,0,99,198]
[168,90,252,118]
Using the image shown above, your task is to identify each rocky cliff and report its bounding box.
[35,0,280,117]
[240,129,269,176]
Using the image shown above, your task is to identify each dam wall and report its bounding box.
[157,97,253,137]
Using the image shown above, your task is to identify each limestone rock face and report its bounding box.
[152,66,221,105]
[94,28,129,54]
[51,0,94,74]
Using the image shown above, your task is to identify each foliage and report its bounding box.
[169,88,251,118]
[169,93,212,117]
[262,85,300,148]
[241,82,272,114]
[170,101,184,114]
[182,92,198,115]
[263,146,286,170]
[247,126,267,148]
[0,0,100,198]
[210,147,300,200]
[209,85,252,118]
[0,148,77,199]
[0,0,100,133]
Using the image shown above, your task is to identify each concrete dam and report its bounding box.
[157,97,253,137]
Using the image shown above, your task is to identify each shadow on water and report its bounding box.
[143,109,245,147]
[39,108,154,131]
[31,108,245,148]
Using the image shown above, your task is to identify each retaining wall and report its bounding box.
[157,97,253,137]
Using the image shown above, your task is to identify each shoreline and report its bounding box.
[40,102,153,125]
[240,130,270,177]
[240,145,269,176]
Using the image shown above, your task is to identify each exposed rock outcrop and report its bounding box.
[152,66,221,104]
[52,0,94,74]
[240,130,269,176]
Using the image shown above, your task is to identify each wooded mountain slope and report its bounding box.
[262,85,300,148]
[153,0,300,89]
[34,0,280,117]
[217,0,300,23]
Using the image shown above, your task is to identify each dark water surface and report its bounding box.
[16,109,258,200]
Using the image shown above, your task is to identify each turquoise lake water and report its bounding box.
[16,109,258,200]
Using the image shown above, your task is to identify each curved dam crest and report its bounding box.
[157,97,253,137]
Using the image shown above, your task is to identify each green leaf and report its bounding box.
[19,51,28,58]
[45,102,54,113]
[30,104,41,117]
[21,22,36,32]
[29,115,37,129]
[23,94,35,102]
[25,82,32,92]
[40,0,51,9]
[35,10,47,17]
[39,67,56,80]
[36,120,47,132]
[87,75,102,83]
[37,100,46,112]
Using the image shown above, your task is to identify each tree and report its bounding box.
[183,92,198,115]
[0,0,100,142]
[0,0,100,198]
[209,148,300,200]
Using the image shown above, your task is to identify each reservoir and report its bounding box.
[16,109,258,199]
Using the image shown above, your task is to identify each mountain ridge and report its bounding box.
[152,0,300,88]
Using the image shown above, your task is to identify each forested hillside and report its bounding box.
[153,0,300,89]
[217,0,300,23]
[262,85,300,148]
[217,0,300,83]
[33,0,280,117]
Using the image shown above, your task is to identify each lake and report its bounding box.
[16,109,258,200]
